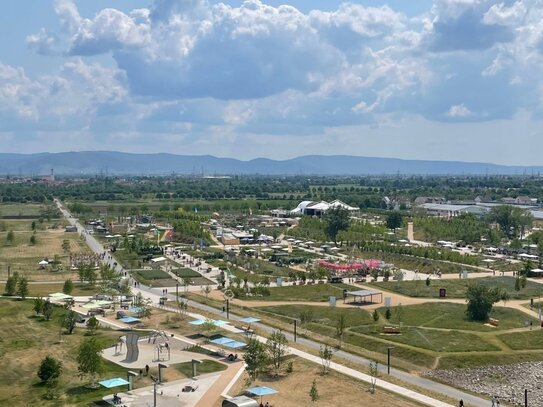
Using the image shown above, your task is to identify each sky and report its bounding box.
[0,0,542,165]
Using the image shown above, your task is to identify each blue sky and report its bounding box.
[0,0,542,165]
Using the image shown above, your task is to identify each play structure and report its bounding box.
[148,329,171,362]
[319,259,383,272]
[125,333,140,363]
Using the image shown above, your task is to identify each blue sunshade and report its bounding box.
[128,307,143,313]
[212,320,228,326]
[189,319,207,325]
[210,336,235,345]
[99,378,130,388]
[239,317,260,323]
[119,316,140,324]
[210,337,246,348]
[246,386,278,396]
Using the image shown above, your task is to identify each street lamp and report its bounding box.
[176,283,179,303]
[387,346,394,374]
[293,320,297,342]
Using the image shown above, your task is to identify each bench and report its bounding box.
[488,318,499,327]
[383,325,401,334]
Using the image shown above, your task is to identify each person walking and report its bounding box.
[459,399,464,407]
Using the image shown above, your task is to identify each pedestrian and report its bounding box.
[496,398,500,407]
[459,400,464,407]
[145,364,150,376]
[491,395,496,407]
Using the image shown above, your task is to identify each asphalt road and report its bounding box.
[56,199,490,407]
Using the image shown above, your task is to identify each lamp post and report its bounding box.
[293,320,297,342]
[387,346,394,374]
[176,282,179,303]
[226,298,230,320]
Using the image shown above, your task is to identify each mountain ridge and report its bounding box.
[0,151,541,176]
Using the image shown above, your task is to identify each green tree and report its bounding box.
[309,379,319,402]
[30,234,37,245]
[267,330,288,377]
[488,205,533,240]
[77,337,103,387]
[319,344,333,375]
[31,221,36,231]
[78,265,97,286]
[465,283,506,321]
[336,313,347,348]
[5,272,19,295]
[63,279,74,295]
[6,230,14,244]
[61,239,71,253]
[386,212,403,231]
[33,297,45,315]
[17,276,29,300]
[372,309,380,322]
[63,310,77,335]
[324,207,350,243]
[243,338,268,381]
[385,308,392,320]
[86,316,99,335]
[37,356,62,384]
[43,300,54,321]
[369,361,379,394]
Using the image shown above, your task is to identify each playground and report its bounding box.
[102,331,194,369]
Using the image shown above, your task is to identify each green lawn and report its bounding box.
[173,359,227,377]
[244,283,357,302]
[497,329,543,350]
[0,298,140,406]
[171,268,201,278]
[133,269,171,280]
[258,304,372,327]
[372,276,543,300]
[380,302,537,331]
[350,325,499,352]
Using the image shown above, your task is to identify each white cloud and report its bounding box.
[447,103,472,117]
[4,0,543,162]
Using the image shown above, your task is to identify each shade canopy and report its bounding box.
[99,378,130,388]
[239,317,260,324]
[246,386,278,396]
[128,307,143,313]
[38,260,49,265]
[210,336,246,349]
[189,319,207,325]
[212,320,228,326]
[119,316,140,324]
[49,292,72,299]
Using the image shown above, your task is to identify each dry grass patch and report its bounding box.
[0,220,89,280]
[219,357,424,407]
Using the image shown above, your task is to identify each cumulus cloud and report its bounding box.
[5,0,543,158]
[447,103,472,117]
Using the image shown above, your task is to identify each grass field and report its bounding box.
[257,302,540,370]
[0,203,56,218]
[0,282,97,297]
[372,276,543,300]
[219,356,425,407]
[0,220,90,280]
[0,298,132,406]
[243,283,357,302]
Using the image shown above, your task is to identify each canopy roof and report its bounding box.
[239,317,260,324]
[99,378,129,388]
[246,386,278,396]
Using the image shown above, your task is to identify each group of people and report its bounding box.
[70,253,101,268]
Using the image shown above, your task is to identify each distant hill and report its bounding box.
[0,151,541,176]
